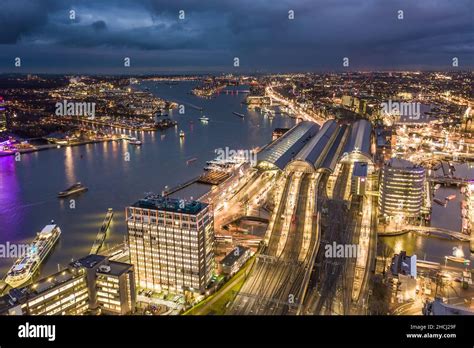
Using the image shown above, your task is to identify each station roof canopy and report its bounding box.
[257,121,319,170]
[320,124,350,172]
[341,119,373,163]
[285,120,341,172]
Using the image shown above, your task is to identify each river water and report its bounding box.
[0,81,295,279]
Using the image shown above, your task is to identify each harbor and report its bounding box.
[0,80,295,279]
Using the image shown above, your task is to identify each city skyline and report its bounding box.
[0,1,473,346]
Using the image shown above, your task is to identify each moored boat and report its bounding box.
[5,223,61,288]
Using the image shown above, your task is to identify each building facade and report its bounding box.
[96,262,136,315]
[378,158,425,219]
[0,254,135,316]
[127,194,215,294]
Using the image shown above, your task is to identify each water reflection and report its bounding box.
[64,146,76,184]
[0,81,296,278]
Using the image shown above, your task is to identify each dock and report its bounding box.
[163,176,200,196]
[90,208,114,255]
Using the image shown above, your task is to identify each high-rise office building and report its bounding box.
[126,194,215,294]
[378,158,425,219]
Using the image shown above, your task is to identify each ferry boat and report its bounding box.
[58,182,88,198]
[232,111,245,118]
[5,223,61,288]
[0,140,16,157]
[129,140,142,146]
[179,130,185,138]
[199,116,210,122]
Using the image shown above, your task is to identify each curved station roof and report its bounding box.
[256,121,319,170]
[285,120,342,173]
[257,118,373,173]
[340,119,373,163]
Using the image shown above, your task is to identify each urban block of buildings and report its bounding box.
[0,254,136,316]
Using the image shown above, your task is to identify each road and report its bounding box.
[265,85,324,124]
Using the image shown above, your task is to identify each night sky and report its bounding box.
[0,0,472,73]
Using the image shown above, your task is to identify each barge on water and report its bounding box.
[58,182,88,198]
[232,111,245,118]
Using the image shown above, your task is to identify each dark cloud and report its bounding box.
[0,0,472,72]
[91,20,107,32]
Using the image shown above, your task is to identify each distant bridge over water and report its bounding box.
[379,225,470,242]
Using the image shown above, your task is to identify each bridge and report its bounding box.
[379,225,470,242]
[429,176,472,186]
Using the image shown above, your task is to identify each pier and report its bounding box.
[163,176,200,196]
[90,208,114,255]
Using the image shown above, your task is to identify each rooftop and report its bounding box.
[429,298,474,315]
[386,157,423,170]
[8,267,79,301]
[97,260,133,277]
[220,246,250,267]
[70,254,107,269]
[353,161,368,177]
[343,119,372,159]
[320,124,349,172]
[132,194,208,215]
[257,121,319,170]
[292,120,338,169]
